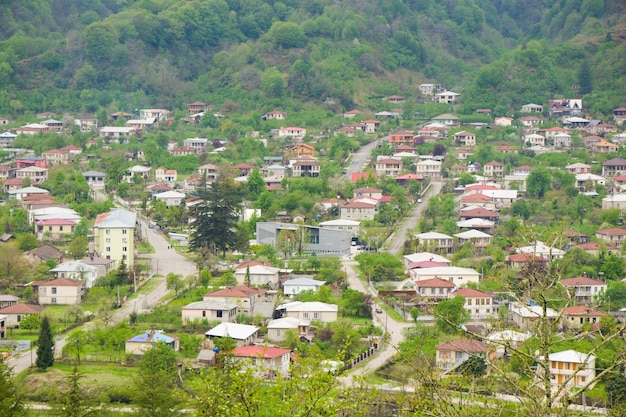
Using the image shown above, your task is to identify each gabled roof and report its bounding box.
[205,285,267,298]
[27,244,64,260]
[0,303,45,314]
[232,345,290,359]
[205,322,258,340]
[414,277,456,288]
[562,306,606,316]
[279,301,338,312]
[453,288,492,298]
[437,339,486,353]
[548,350,595,364]
[32,277,83,287]
[267,316,310,329]
[283,277,325,287]
[560,277,606,287]
[459,207,499,218]
[182,300,237,310]
[94,209,136,229]
[127,331,176,344]
[597,227,626,236]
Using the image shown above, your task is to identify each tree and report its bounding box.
[246,169,265,199]
[67,237,88,260]
[19,314,40,334]
[133,342,181,417]
[36,316,55,371]
[458,355,487,377]
[55,366,92,417]
[190,175,242,256]
[526,166,552,198]
[0,354,24,416]
[199,269,211,287]
[434,296,470,334]
[578,60,593,95]
[166,273,184,297]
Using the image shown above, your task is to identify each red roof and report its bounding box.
[376,158,402,164]
[465,184,498,191]
[233,345,290,359]
[32,278,83,287]
[350,172,378,183]
[576,243,600,250]
[508,253,545,263]
[342,201,376,209]
[236,261,272,270]
[35,218,77,226]
[462,194,493,203]
[0,303,45,314]
[560,277,606,286]
[562,306,606,316]
[460,208,499,218]
[206,285,267,298]
[378,196,392,203]
[453,288,492,298]
[396,174,423,180]
[597,228,626,236]
[415,278,456,289]
[437,339,486,353]
[485,161,503,167]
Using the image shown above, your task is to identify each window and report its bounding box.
[122,229,128,235]
[106,238,110,243]
[122,247,127,252]
[303,312,309,319]
[202,311,206,317]
[106,247,110,252]
[217,310,223,318]
[49,226,52,231]
[59,226,63,231]
[314,312,320,319]
[17,315,21,322]
[52,287,57,294]
[106,230,110,235]
[52,298,57,304]
[467,299,472,305]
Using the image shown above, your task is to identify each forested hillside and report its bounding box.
[0,0,623,117]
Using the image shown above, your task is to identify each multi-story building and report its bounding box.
[93,208,136,268]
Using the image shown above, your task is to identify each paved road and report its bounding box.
[340,259,413,384]
[9,207,196,376]
[386,180,443,256]
[345,138,381,176]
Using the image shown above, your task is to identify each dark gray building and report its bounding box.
[256,222,351,257]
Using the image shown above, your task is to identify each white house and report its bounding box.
[517,241,565,260]
[154,190,186,207]
[49,261,98,288]
[267,316,310,343]
[410,266,481,287]
[181,300,238,324]
[452,288,496,320]
[124,165,151,183]
[415,232,454,253]
[282,277,325,296]
[509,302,558,331]
[276,301,338,323]
[231,345,291,377]
[234,264,281,287]
[205,322,259,347]
[541,350,596,389]
[34,278,84,305]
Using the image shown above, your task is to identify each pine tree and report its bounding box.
[56,366,91,417]
[578,60,593,95]
[36,316,55,371]
[0,354,25,416]
[133,342,181,417]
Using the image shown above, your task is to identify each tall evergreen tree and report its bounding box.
[578,60,593,95]
[0,354,25,416]
[36,316,55,370]
[190,175,242,256]
[56,366,92,417]
[133,342,181,417]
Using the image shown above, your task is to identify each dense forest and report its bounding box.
[0,0,624,119]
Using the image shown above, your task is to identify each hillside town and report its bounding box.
[1,90,626,415]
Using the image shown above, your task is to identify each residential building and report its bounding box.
[16,166,48,184]
[42,148,73,165]
[415,278,456,301]
[415,232,454,253]
[123,165,151,183]
[125,330,179,355]
[181,300,238,324]
[592,140,619,153]
[375,158,402,177]
[565,163,592,174]
[98,126,138,139]
[0,131,17,147]
[524,133,545,146]
[0,295,18,308]
[613,107,626,125]
[197,163,219,182]
[602,194,626,211]
[291,160,320,177]
[203,286,276,318]
[494,117,513,127]
[453,288,496,320]
[283,277,325,296]
[93,208,137,268]
[454,131,476,147]
[431,114,461,126]
[139,109,170,120]
[318,219,360,236]
[187,101,211,115]
[419,83,442,97]
[231,345,291,377]
[25,244,65,265]
[548,99,582,116]
[278,126,306,140]
[403,252,452,268]
[541,350,596,388]
[453,229,493,248]
[562,306,606,330]
[49,260,98,288]
[518,116,544,127]
[517,241,565,260]
[416,160,442,178]
[483,161,504,178]
[596,227,626,248]
[154,167,177,183]
[35,218,77,241]
[154,191,185,207]
[233,264,281,287]
[388,130,415,145]
[182,137,208,153]
[83,171,106,187]
[521,103,543,113]
[267,317,310,343]
[205,322,259,347]
[340,201,377,221]
[33,277,85,305]
[410,266,481,287]
[0,303,45,328]
[276,301,338,323]
[508,302,558,331]
[436,339,487,371]
[256,222,352,257]
[435,91,460,104]
[602,157,626,177]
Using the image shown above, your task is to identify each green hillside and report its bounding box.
[0,0,623,117]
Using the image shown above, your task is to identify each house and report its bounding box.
[508,302,558,331]
[548,99,582,116]
[110,111,132,121]
[35,218,77,241]
[388,130,415,145]
[436,339,487,371]
[375,158,403,177]
[602,157,626,177]
[291,160,320,177]
[518,116,544,127]
[575,173,605,190]
[123,165,151,183]
[267,316,310,343]
[187,101,211,115]
[453,229,493,248]
[521,103,543,113]
[385,95,406,103]
[460,193,495,210]
[0,295,18,308]
[553,133,572,148]
[596,227,626,249]
[25,244,65,265]
[459,207,499,223]
[125,330,179,355]
[431,114,461,126]
[403,252,452,268]
[154,167,177,183]
[592,140,619,154]
[278,126,306,140]
[139,109,170,121]
[340,201,377,221]
[479,189,518,209]
[523,133,545,146]
[517,241,565,260]
[283,277,325,296]
[410,266,481,287]
[415,232,454,253]
[494,117,513,127]
[318,219,360,236]
[16,166,48,184]
[155,191,186,207]
[98,126,138,139]
[231,345,291,377]
[414,278,456,301]
[562,230,589,246]
[541,350,596,388]
[42,148,73,165]
[234,264,281,287]
[483,161,504,178]
[291,143,315,158]
[80,256,116,278]
[563,116,590,129]
[15,123,49,135]
[507,253,547,269]
[453,288,496,320]
[93,208,137,268]
[602,194,626,210]
[0,303,45,329]
[182,137,208,153]
[181,300,238,324]
[203,286,275,318]
[49,261,98,288]
[205,322,259,347]
[82,171,106,187]
[276,301,338,323]
[565,163,591,174]
[486,330,531,359]
[197,163,219,182]
[435,91,460,104]
[363,119,381,133]
[419,83,443,96]
[0,131,17,147]
[613,108,626,125]
[454,131,476,147]
[169,146,197,156]
[33,277,85,305]
[415,160,442,178]
[562,306,606,330]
